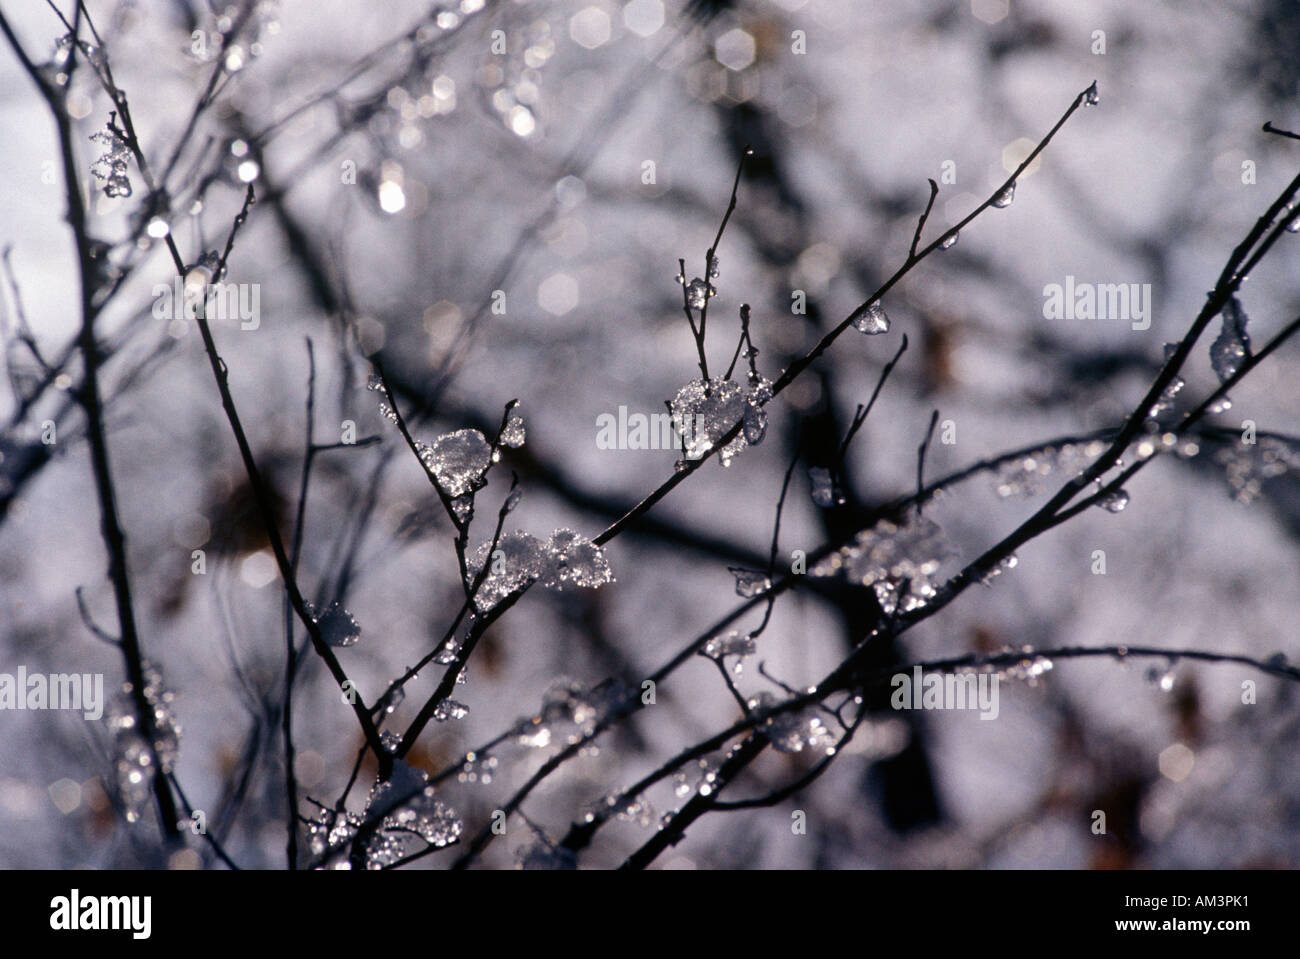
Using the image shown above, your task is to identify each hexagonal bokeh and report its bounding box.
[714,27,756,72]
[623,0,665,38]
[570,7,612,50]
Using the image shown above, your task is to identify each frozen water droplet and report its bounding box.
[378,686,405,714]
[504,487,522,513]
[428,428,492,497]
[992,182,1016,208]
[1287,214,1300,233]
[670,377,752,464]
[1084,81,1099,106]
[850,300,889,335]
[1146,665,1176,692]
[742,401,767,445]
[363,767,462,867]
[1148,343,1185,417]
[311,601,361,647]
[939,232,958,250]
[727,567,771,598]
[1205,396,1232,414]
[749,692,837,755]
[685,278,714,311]
[542,528,613,590]
[1210,297,1251,385]
[979,553,1018,586]
[89,125,133,198]
[808,466,844,507]
[812,511,951,613]
[500,406,526,448]
[366,373,383,392]
[107,661,181,825]
[468,530,547,610]
[433,699,469,721]
[1002,650,1054,685]
[1096,488,1130,513]
[703,629,757,660]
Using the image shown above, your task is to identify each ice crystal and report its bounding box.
[998,648,1054,686]
[673,755,722,798]
[1210,297,1251,385]
[811,510,950,614]
[1095,488,1130,513]
[849,300,889,335]
[1148,342,1185,417]
[979,553,1018,586]
[500,405,526,447]
[684,277,715,310]
[468,530,547,609]
[809,465,844,507]
[310,601,361,647]
[670,375,773,467]
[703,629,757,660]
[727,566,771,598]
[749,692,837,755]
[107,661,180,824]
[90,125,132,198]
[433,699,469,722]
[360,762,462,867]
[544,528,613,590]
[516,679,628,749]
[425,428,492,497]
[993,441,1105,499]
[583,791,655,827]
[703,629,757,674]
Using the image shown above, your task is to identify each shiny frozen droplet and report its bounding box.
[312,601,361,647]
[433,699,469,722]
[685,278,715,311]
[727,567,771,598]
[939,232,958,250]
[1096,488,1129,513]
[425,428,492,497]
[1084,81,1099,106]
[670,376,771,467]
[992,182,1016,208]
[808,466,843,507]
[1210,297,1251,385]
[850,300,890,335]
[500,406,526,448]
